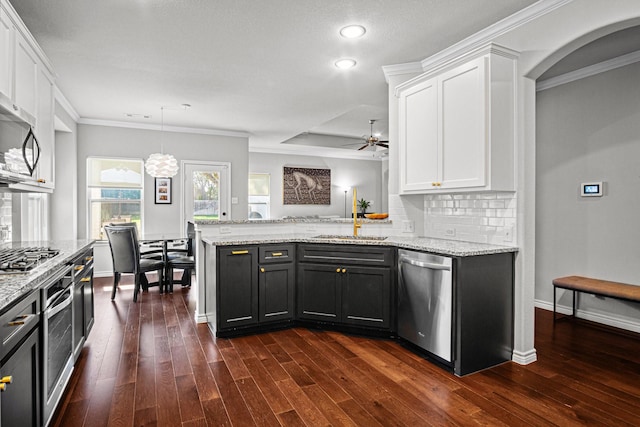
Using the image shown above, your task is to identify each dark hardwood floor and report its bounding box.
[51,276,640,426]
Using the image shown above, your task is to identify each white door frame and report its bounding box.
[180,160,232,227]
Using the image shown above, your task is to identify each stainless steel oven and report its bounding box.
[41,265,74,426]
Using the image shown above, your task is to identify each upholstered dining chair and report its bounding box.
[104,224,165,302]
[165,221,196,292]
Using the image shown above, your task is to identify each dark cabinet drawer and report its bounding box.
[0,290,39,361]
[298,244,393,267]
[259,244,295,264]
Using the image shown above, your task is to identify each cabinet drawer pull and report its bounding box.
[260,267,265,273]
[74,265,84,271]
[85,256,93,262]
[7,314,30,326]
[231,250,249,255]
[342,268,347,273]
[0,376,12,384]
[336,268,341,273]
[271,252,283,257]
[80,277,91,283]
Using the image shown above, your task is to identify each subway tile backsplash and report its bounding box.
[423,192,517,245]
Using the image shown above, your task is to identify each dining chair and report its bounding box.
[104,224,166,302]
[165,221,196,292]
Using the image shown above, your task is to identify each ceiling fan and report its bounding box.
[357,119,388,151]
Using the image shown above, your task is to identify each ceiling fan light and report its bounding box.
[340,25,366,39]
[335,58,357,69]
[145,153,179,177]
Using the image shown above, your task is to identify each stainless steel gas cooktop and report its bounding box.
[0,247,60,274]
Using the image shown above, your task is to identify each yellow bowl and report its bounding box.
[364,213,389,219]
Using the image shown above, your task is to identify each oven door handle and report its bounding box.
[46,290,72,319]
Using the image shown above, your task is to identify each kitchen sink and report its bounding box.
[312,235,388,241]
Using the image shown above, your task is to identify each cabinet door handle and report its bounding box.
[231,250,249,255]
[260,267,265,273]
[80,277,91,283]
[271,252,283,257]
[336,268,341,273]
[74,265,84,271]
[0,376,12,384]
[342,268,347,273]
[85,256,93,262]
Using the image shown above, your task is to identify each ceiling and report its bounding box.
[12,0,539,155]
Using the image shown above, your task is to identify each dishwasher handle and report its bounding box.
[399,255,451,271]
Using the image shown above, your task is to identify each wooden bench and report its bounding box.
[552,275,640,321]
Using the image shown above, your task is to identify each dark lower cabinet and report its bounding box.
[297,245,395,331]
[259,263,295,322]
[342,265,391,329]
[217,245,295,334]
[0,325,40,427]
[297,263,341,322]
[71,248,94,361]
[217,247,259,328]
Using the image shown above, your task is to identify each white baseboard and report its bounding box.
[512,348,537,365]
[94,270,113,278]
[195,312,211,324]
[535,299,640,334]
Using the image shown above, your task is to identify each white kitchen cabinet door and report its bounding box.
[14,31,37,118]
[398,77,439,192]
[0,5,12,98]
[35,66,54,187]
[396,45,516,195]
[439,56,486,189]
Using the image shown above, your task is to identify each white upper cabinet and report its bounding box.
[0,6,12,98]
[396,44,518,194]
[0,0,56,192]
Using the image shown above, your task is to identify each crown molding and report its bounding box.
[382,0,572,81]
[77,117,250,138]
[54,86,80,122]
[536,49,640,91]
[381,62,423,83]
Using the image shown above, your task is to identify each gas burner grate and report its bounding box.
[0,247,60,274]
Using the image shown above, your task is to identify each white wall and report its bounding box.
[76,123,249,240]
[536,61,640,329]
[248,151,385,219]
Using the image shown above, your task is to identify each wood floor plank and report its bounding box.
[106,381,135,426]
[242,356,294,414]
[277,377,332,426]
[83,378,116,427]
[155,360,182,427]
[235,377,282,427]
[201,397,232,426]
[175,374,206,423]
[209,360,256,426]
[135,355,157,411]
[219,346,251,380]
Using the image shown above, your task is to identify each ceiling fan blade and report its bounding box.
[378,140,389,143]
[357,144,369,151]
[376,143,389,148]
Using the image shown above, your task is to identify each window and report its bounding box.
[248,173,270,219]
[87,157,143,240]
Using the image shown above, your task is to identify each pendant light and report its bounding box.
[145,106,179,178]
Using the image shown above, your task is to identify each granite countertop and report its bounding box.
[0,240,95,313]
[202,234,517,257]
[195,218,392,225]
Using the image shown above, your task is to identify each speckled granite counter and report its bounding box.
[202,234,517,257]
[0,240,95,312]
[195,218,392,225]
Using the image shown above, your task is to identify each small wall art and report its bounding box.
[283,166,331,205]
[155,177,172,204]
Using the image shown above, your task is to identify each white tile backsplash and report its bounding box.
[423,192,517,245]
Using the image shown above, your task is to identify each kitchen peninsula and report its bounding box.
[194,218,517,375]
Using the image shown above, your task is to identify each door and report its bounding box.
[342,266,391,329]
[259,263,294,323]
[297,263,341,322]
[182,161,230,223]
[217,247,258,328]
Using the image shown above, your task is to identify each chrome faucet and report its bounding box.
[353,188,362,236]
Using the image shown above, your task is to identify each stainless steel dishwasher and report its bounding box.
[397,249,453,362]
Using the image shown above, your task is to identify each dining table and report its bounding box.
[139,233,188,292]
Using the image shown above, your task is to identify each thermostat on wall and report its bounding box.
[580,181,603,197]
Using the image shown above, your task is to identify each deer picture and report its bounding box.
[286,171,324,203]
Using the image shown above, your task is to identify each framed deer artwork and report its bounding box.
[283,166,331,205]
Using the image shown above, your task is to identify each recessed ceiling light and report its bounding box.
[340,25,366,39]
[335,58,357,69]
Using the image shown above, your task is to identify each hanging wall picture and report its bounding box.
[283,166,331,205]
[154,177,172,204]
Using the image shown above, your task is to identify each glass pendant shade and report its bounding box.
[144,153,178,177]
